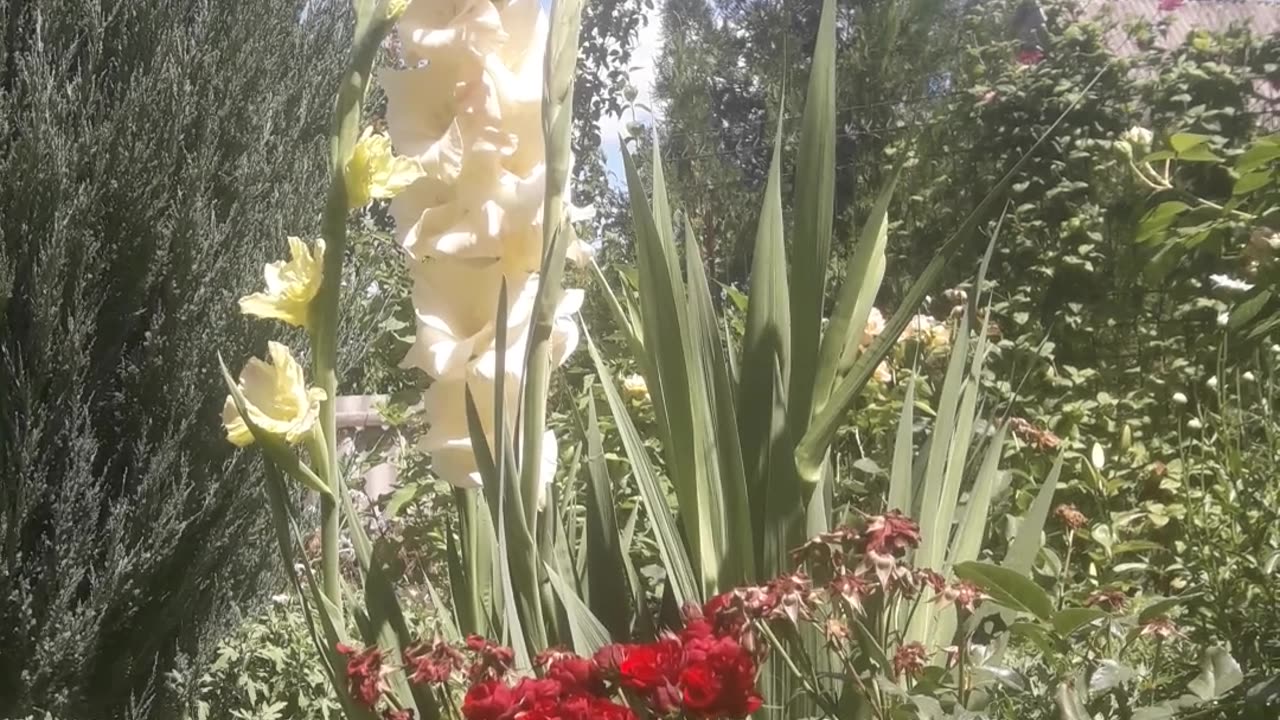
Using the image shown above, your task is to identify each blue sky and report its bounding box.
[597,11,661,185]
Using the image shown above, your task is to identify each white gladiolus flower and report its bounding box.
[385,0,586,490]
[1242,371,1257,383]
[1206,376,1219,391]
[1186,418,1204,430]
[1172,392,1188,406]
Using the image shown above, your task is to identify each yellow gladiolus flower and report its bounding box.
[239,237,325,328]
[346,127,425,209]
[622,373,649,401]
[222,342,328,447]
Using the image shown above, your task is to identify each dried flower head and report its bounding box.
[1054,504,1088,531]
[1139,616,1184,641]
[1084,589,1128,612]
[893,642,928,680]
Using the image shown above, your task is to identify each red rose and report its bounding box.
[618,638,681,693]
[545,655,604,695]
[678,635,763,719]
[461,680,516,720]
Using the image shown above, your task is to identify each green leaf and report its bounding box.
[1053,608,1107,636]
[812,166,900,414]
[1177,145,1222,163]
[1131,705,1177,720]
[1170,132,1211,153]
[1230,290,1273,330]
[544,562,611,655]
[622,140,719,594]
[579,391,632,639]
[685,220,755,586]
[1235,139,1280,172]
[1233,169,1273,195]
[585,328,699,605]
[1090,660,1135,694]
[738,117,799,577]
[797,65,1107,480]
[1009,621,1056,656]
[1055,677,1091,720]
[1004,452,1062,573]
[887,378,916,515]
[788,0,837,433]
[1136,201,1190,244]
[1138,593,1200,624]
[955,561,1054,621]
[1187,647,1243,701]
[948,423,1010,568]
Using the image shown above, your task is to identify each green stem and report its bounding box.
[309,1,396,613]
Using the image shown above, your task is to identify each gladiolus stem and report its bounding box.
[310,1,397,612]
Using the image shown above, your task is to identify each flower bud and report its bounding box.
[1187,418,1204,430]
[1242,371,1257,383]
[1206,376,1219,391]
[1172,392,1188,406]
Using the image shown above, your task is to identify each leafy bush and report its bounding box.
[0,0,389,716]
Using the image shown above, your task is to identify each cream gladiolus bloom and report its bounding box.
[346,127,426,209]
[222,341,327,447]
[384,0,588,492]
[239,237,325,327]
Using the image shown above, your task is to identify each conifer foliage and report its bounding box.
[0,0,367,716]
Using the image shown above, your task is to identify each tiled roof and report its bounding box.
[1079,0,1280,53]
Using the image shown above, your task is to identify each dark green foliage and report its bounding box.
[0,0,374,716]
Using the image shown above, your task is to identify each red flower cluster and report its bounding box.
[1158,0,1184,11]
[893,642,928,680]
[596,601,763,719]
[404,637,466,685]
[465,635,516,682]
[337,642,384,707]
[461,675,634,720]
[1011,417,1062,452]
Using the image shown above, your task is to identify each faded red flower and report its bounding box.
[464,635,515,682]
[945,580,988,613]
[1017,47,1045,65]
[1140,616,1185,640]
[863,511,921,557]
[916,568,946,594]
[404,638,465,686]
[1011,417,1062,452]
[1158,0,1184,10]
[828,570,874,615]
[764,572,814,624]
[461,680,515,720]
[1054,504,1088,531]
[893,642,928,680]
[337,642,383,708]
[1084,589,1128,612]
[679,635,764,719]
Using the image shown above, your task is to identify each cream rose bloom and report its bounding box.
[384,0,587,491]
[222,341,327,447]
[238,237,325,327]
